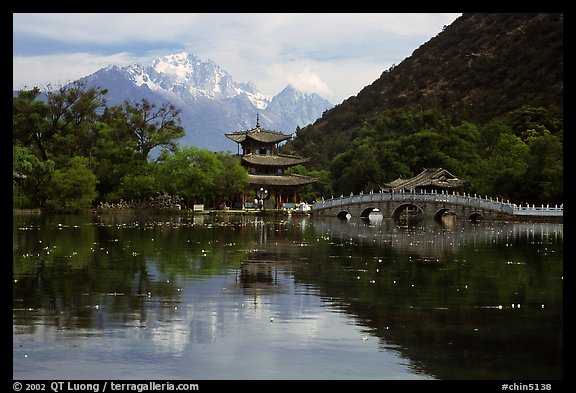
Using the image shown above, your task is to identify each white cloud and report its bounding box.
[13,13,462,103]
[285,64,332,97]
[12,52,148,91]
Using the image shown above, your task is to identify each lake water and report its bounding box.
[12,211,563,381]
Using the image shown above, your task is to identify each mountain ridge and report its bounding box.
[74,51,333,152]
[284,13,563,168]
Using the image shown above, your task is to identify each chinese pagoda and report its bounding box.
[225,115,316,209]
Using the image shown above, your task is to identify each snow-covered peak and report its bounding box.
[150,52,202,83]
[118,51,270,108]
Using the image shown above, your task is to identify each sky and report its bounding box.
[13,13,462,105]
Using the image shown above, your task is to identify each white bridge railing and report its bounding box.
[313,189,563,217]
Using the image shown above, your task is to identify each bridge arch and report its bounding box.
[433,208,458,222]
[392,203,424,220]
[360,207,379,218]
[468,211,484,222]
[336,210,351,219]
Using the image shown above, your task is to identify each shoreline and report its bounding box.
[13,207,561,223]
[13,207,308,217]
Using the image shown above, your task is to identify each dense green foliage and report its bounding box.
[13,83,249,212]
[282,13,563,205]
[286,106,562,205]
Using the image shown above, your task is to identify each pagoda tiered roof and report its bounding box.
[223,115,317,195]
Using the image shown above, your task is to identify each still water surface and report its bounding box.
[13,212,563,380]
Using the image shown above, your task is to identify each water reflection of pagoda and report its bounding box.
[225,115,317,209]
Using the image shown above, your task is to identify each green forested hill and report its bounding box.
[283,13,563,204]
[284,13,562,164]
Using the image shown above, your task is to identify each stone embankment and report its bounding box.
[96,193,184,212]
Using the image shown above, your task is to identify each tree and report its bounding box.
[521,133,563,204]
[477,120,513,155]
[122,99,186,161]
[13,145,55,208]
[155,146,221,208]
[213,152,249,207]
[477,133,530,202]
[13,87,50,160]
[44,81,108,161]
[92,105,141,202]
[507,106,561,139]
[286,165,332,202]
[117,165,161,202]
[44,156,98,213]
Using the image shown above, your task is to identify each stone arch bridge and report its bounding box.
[312,190,563,221]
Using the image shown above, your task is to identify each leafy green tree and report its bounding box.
[328,108,480,196]
[520,133,563,204]
[92,106,141,202]
[13,145,55,208]
[122,99,186,161]
[399,129,448,170]
[117,166,161,202]
[476,133,530,201]
[330,151,353,196]
[44,81,108,161]
[507,106,562,139]
[155,146,221,208]
[213,152,250,207]
[44,156,98,213]
[346,141,385,193]
[374,141,412,183]
[435,121,482,182]
[13,87,51,160]
[477,120,514,155]
[286,165,332,202]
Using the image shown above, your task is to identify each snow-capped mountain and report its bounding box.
[76,52,333,152]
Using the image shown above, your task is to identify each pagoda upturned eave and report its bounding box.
[241,154,309,167]
[248,174,317,188]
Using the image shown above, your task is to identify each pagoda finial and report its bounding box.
[256,113,260,128]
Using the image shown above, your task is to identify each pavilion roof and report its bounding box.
[225,124,291,144]
[383,168,465,191]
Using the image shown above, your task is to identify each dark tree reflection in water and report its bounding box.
[13,211,562,380]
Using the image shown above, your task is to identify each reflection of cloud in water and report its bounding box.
[146,261,374,356]
[145,274,328,357]
[171,271,416,379]
[150,319,190,356]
